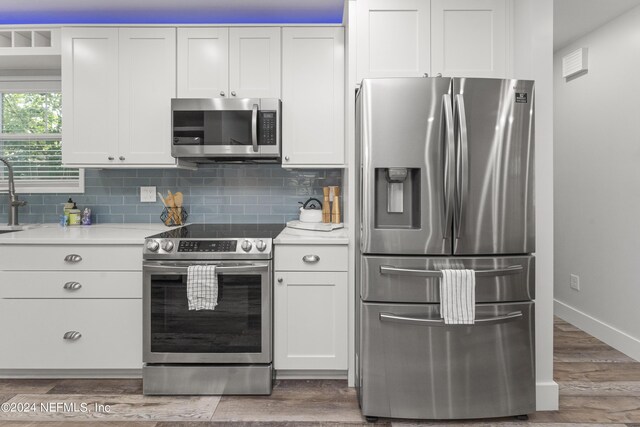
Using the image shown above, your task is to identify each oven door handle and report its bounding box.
[143,263,269,273]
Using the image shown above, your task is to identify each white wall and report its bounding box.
[512,0,558,411]
[554,5,640,360]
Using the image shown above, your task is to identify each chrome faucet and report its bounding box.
[0,156,27,226]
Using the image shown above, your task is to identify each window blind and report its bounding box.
[0,90,83,193]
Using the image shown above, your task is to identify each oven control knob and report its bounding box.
[241,240,253,252]
[162,240,175,252]
[256,240,267,252]
[146,240,160,252]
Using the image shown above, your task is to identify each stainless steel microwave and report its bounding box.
[171,98,281,162]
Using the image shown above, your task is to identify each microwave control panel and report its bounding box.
[259,111,277,145]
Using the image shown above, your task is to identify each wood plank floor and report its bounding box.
[0,317,638,426]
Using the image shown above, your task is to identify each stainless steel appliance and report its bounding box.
[142,223,285,395]
[171,98,281,162]
[355,77,536,421]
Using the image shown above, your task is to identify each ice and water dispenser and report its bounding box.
[374,167,421,229]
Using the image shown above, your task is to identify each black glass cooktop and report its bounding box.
[147,223,286,240]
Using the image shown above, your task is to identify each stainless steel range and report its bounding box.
[142,223,285,395]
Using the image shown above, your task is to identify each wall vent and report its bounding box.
[562,48,588,78]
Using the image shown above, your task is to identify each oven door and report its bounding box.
[143,260,271,364]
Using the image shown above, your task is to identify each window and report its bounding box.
[0,89,83,193]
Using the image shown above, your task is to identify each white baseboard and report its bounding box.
[276,370,347,380]
[555,299,640,362]
[0,369,142,379]
[536,381,559,411]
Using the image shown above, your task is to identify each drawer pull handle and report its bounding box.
[379,311,523,327]
[63,331,82,341]
[63,281,82,290]
[64,254,83,263]
[302,255,320,263]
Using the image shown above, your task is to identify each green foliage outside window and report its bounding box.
[0,92,78,181]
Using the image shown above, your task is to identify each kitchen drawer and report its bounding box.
[0,271,142,298]
[275,245,348,272]
[0,299,142,369]
[359,301,535,419]
[0,245,142,271]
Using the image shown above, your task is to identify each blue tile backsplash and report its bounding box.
[0,165,342,225]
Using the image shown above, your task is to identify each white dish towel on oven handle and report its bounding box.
[187,265,218,311]
[440,269,475,324]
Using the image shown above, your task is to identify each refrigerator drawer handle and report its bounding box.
[380,312,443,326]
[474,311,523,325]
[379,265,523,278]
[379,311,523,327]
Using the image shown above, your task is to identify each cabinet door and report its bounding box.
[356,0,431,81]
[177,28,229,98]
[431,0,507,77]
[282,27,344,167]
[229,28,281,98]
[118,28,176,165]
[274,271,348,370]
[61,28,119,165]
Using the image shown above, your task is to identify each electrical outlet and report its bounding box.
[140,186,157,203]
[570,274,580,291]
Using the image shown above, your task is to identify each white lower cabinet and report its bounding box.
[0,244,143,372]
[274,245,348,371]
[0,299,141,369]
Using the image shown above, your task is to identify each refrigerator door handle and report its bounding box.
[442,94,455,240]
[454,94,469,244]
[380,311,523,327]
[379,265,523,278]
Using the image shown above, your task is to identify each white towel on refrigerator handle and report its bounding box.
[440,269,475,324]
[187,265,218,311]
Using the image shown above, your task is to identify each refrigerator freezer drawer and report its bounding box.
[358,301,535,420]
[361,255,534,303]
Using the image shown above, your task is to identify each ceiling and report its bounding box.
[554,0,640,51]
[0,0,345,25]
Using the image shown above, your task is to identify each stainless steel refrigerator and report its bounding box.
[356,77,536,421]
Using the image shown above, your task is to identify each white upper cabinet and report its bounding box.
[62,28,119,165]
[229,28,281,98]
[355,0,510,80]
[177,27,281,99]
[356,0,431,81]
[282,27,345,167]
[177,28,229,98]
[431,0,508,77]
[118,28,176,164]
[62,27,177,167]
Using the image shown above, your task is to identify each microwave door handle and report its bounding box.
[251,104,259,153]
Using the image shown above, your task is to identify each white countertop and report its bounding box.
[274,226,349,245]
[0,223,171,245]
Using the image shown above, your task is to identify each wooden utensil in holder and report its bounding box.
[322,187,331,223]
[331,186,341,224]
